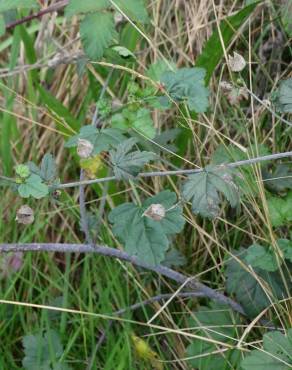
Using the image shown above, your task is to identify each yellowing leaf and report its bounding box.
[80,155,102,179]
[131,334,163,370]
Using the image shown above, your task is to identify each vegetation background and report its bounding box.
[0,0,291,369]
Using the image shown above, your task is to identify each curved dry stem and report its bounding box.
[0,242,246,316]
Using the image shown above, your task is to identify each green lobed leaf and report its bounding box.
[15,164,30,178]
[65,0,109,17]
[40,154,57,182]
[272,78,292,113]
[212,144,271,195]
[22,330,70,370]
[109,190,185,266]
[212,143,271,165]
[111,45,135,58]
[64,125,125,154]
[109,138,156,180]
[92,128,125,154]
[182,165,240,218]
[186,303,242,370]
[64,126,98,147]
[146,59,176,82]
[245,240,292,271]
[225,249,291,317]
[112,108,156,139]
[0,0,38,12]
[162,248,186,267]
[196,2,260,83]
[27,161,42,177]
[262,164,292,192]
[80,12,117,60]
[281,0,292,37]
[112,0,149,23]
[161,67,209,113]
[277,239,292,263]
[95,98,112,118]
[18,174,49,199]
[267,192,292,227]
[241,329,292,370]
[143,190,185,234]
[245,244,279,272]
[213,150,255,196]
[150,128,181,153]
[131,108,156,139]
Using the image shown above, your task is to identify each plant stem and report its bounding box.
[0,242,246,316]
[58,151,292,189]
[79,169,93,245]
[78,69,114,245]
[245,87,292,128]
[0,175,15,182]
[113,292,205,316]
[6,0,69,30]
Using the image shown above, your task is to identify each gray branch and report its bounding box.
[58,151,292,189]
[0,242,245,316]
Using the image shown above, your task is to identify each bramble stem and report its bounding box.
[6,0,69,30]
[58,151,292,189]
[0,242,246,316]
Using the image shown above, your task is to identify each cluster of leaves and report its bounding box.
[111,81,158,139]
[109,190,185,266]
[109,138,156,180]
[65,0,149,60]
[65,126,156,179]
[186,304,292,370]
[263,164,292,193]
[111,62,211,142]
[186,238,292,368]
[245,239,292,271]
[212,143,272,195]
[241,329,292,369]
[182,165,240,218]
[272,78,292,113]
[0,0,149,58]
[160,67,209,113]
[186,303,242,370]
[267,192,292,227]
[15,154,58,199]
[64,125,126,154]
[225,242,292,317]
[22,330,71,370]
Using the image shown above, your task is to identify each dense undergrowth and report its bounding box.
[0,0,291,369]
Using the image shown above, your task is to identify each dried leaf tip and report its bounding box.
[16,205,34,225]
[143,204,166,221]
[228,52,246,72]
[77,138,94,158]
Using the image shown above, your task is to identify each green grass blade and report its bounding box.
[196,2,260,83]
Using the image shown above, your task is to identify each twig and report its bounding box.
[94,170,111,240]
[0,242,246,316]
[79,169,93,244]
[6,0,69,31]
[57,151,292,189]
[78,69,114,245]
[0,175,15,183]
[113,292,205,316]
